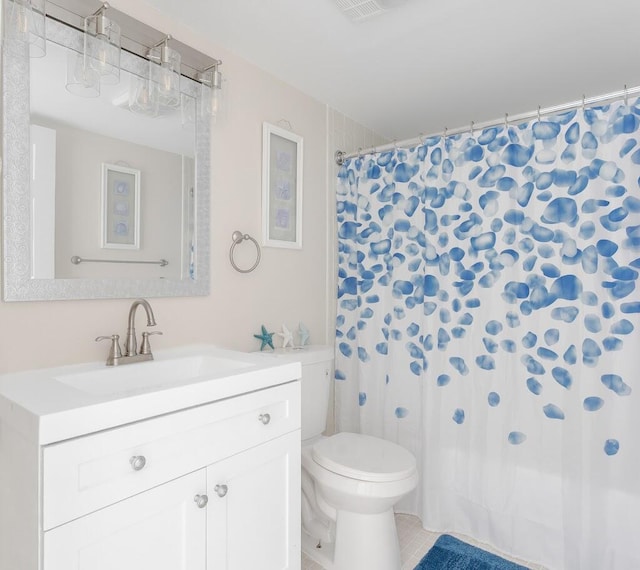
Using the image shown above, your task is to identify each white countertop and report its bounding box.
[0,344,301,445]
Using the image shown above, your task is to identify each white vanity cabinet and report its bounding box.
[0,346,302,570]
[44,431,300,570]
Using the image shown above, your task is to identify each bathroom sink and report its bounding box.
[54,354,255,397]
[0,343,301,445]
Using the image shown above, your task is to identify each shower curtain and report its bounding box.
[335,100,640,570]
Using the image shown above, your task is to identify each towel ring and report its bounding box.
[229,230,261,273]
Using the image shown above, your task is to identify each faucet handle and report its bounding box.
[140,331,163,355]
[96,334,123,365]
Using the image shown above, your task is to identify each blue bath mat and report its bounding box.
[415,534,529,569]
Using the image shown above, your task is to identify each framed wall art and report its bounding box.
[261,122,303,249]
[101,163,140,249]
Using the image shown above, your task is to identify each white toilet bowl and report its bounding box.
[256,346,418,570]
[302,432,418,570]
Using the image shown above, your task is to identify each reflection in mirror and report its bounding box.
[31,40,194,281]
[3,15,211,300]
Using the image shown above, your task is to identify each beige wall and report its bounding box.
[0,0,388,376]
[0,0,330,373]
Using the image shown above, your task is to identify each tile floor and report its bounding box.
[301,513,546,570]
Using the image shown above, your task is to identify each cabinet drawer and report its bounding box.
[42,380,300,530]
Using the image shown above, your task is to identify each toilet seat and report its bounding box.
[311,432,416,483]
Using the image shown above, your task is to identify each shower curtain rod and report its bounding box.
[334,84,640,165]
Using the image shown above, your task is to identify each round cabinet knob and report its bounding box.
[258,413,271,425]
[129,455,146,471]
[214,484,228,498]
[194,494,209,509]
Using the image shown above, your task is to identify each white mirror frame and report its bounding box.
[2,18,210,301]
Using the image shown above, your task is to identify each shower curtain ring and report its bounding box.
[582,94,586,112]
[470,121,475,136]
[358,147,363,158]
[624,84,629,106]
[537,105,541,122]
[418,132,426,145]
[443,127,448,142]
[504,113,509,130]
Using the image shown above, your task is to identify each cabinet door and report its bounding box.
[43,469,207,570]
[207,430,301,570]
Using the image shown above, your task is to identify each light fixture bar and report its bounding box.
[44,0,221,83]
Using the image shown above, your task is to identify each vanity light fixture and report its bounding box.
[84,2,121,85]
[66,48,101,97]
[4,0,46,57]
[181,92,197,127]
[148,35,181,109]
[129,35,182,116]
[128,72,159,116]
[65,3,120,98]
[38,1,222,119]
[198,60,223,119]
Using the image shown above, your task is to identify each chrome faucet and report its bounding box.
[96,298,162,366]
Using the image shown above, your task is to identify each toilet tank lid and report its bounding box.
[269,345,334,365]
[312,432,416,483]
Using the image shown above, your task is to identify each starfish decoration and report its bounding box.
[298,322,310,346]
[253,325,275,351]
[276,324,294,348]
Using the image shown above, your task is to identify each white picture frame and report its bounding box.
[262,122,303,249]
[101,163,141,250]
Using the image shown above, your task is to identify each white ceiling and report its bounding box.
[144,0,640,145]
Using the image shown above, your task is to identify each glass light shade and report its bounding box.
[5,0,46,58]
[65,51,100,98]
[199,68,223,118]
[149,43,181,109]
[128,75,159,117]
[181,93,196,127]
[84,13,121,85]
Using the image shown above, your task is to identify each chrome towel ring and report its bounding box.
[229,230,261,273]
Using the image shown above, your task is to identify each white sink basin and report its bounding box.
[55,354,255,397]
[0,344,301,444]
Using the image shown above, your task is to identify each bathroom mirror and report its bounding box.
[2,16,211,301]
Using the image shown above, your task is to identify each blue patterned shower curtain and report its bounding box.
[335,100,640,570]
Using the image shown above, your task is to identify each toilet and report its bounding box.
[270,345,418,570]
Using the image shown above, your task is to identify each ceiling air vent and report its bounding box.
[334,0,387,22]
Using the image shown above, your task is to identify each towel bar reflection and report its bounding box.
[229,231,261,273]
[71,256,168,266]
